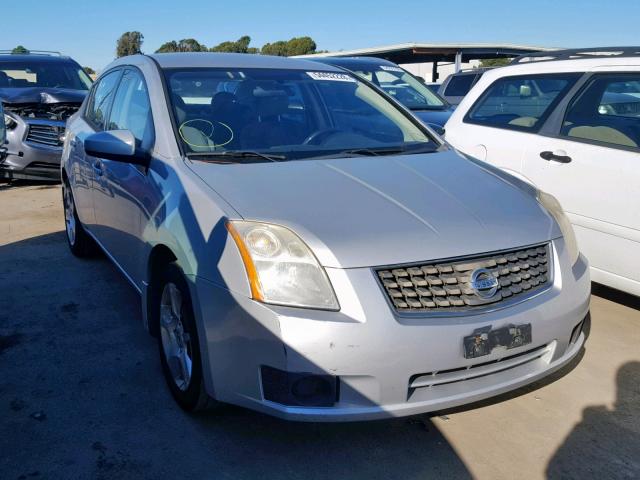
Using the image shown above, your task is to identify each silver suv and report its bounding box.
[1,51,91,181]
[61,53,590,421]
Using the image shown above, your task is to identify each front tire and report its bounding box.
[62,179,98,257]
[157,263,216,412]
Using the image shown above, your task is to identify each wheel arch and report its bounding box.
[145,243,178,336]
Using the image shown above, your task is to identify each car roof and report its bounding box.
[310,56,400,69]
[477,55,640,81]
[0,54,75,63]
[145,52,344,71]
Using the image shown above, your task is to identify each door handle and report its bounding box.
[93,160,103,176]
[540,150,572,163]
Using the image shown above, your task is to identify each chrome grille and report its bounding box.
[377,244,551,313]
[25,124,64,147]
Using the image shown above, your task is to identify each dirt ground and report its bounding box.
[1,182,639,480]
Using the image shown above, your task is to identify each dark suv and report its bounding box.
[1,52,91,181]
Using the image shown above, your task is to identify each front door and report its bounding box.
[92,68,155,286]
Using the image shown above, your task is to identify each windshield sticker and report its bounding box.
[306,71,356,82]
[379,65,404,72]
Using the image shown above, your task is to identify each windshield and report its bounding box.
[0,60,92,90]
[350,64,446,110]
[165,68,436,160]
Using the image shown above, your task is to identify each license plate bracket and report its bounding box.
[463,323,532,359]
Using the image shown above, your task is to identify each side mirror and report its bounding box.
[85,130,149,166]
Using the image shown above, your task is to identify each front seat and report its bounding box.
[241,93,298,149]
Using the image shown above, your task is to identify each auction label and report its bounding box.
[379,65,404,72]
[306,71,356,82]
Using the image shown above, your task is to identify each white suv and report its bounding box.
[445,48,640,296]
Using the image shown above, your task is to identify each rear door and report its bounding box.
[92,67,155,286]
[521,72,640,292]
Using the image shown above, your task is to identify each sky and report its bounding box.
[2,0,640,71]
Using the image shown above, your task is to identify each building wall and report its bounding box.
[401,60,481,83]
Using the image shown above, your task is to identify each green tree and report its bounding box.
[210,36,255,53]
[11,45,30,54]
[116,31,144,58]
[83,66,96,75]
[479,57,512,68]
[156,39,208,53]
[260,40,288,56]
[261,37,317,56]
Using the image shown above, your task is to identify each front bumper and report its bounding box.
[190,238,590,422]
[1,117,63,181]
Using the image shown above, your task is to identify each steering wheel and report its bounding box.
[302,128,342,146]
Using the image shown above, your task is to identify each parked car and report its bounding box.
[424,82,442,96]
[310,57,454,131]
[0,101,5,156]
[438,68,491,105]
[62,53,590,421]
[444,47,640,297]
[0,51,91,181]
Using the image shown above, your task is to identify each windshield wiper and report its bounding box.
[186,151,286,163]
[340,147,405,157]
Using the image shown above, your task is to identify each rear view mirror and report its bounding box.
[519,85,532,97]
[85,130,149,166]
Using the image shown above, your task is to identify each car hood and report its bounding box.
[0,87,87,104]
[189,150,558,268]
[411,108,454,127]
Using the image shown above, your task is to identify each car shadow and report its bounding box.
[546,361,640,479]
[0,178,60,191]
[0,230,473,479]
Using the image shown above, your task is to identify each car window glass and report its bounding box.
[166,68,433,159]
[108,69,153,144]
[465,74,578,131]
[0,61,91,90]
[444,74,477,97]
[561,75,640,149]
[86,70,121,130]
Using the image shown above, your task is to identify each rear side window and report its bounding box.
[465,74,579,132]
[85,70,121,130]
[444,74,478,97]
[561,74,640,149]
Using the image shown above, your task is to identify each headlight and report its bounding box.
[227,221,340,310]
[4,114,17,130]
[537,191,579,265]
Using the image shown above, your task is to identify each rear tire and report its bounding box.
[62,178,98,257]
[156,263,217,412]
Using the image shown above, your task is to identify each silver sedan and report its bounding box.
[61,53,590,421]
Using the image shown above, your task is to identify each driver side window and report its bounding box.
[107,68,154,149]
[85,70,121,131]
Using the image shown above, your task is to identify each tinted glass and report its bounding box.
[562,74,640,149]
[108,69,152,144]
[350,65,445,109]
[466,74,578,131]
[0,60,91,90]
[444,74,478,96]
[86,70,121,130]
[0,102,5,143]
[165,68,434,159]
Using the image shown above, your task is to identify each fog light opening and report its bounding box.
[261,366,338,407]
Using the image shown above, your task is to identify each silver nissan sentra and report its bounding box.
[61,53,590,421]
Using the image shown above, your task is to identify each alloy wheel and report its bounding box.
[160,283,193,391]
